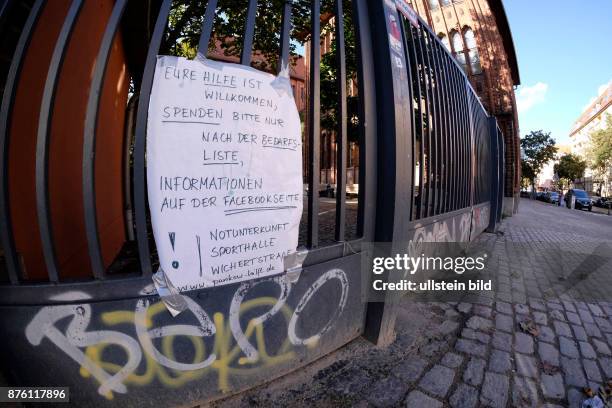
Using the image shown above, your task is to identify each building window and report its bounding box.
[450,31,468,73]
[448,28,482,75]
[463,28,482,74]
[438,33,450,52]
[430,0,461,7]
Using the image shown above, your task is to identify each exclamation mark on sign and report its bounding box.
[169,232,179,269]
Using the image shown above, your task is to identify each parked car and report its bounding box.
[594,196,612,208]
[546,191,560,204]
[564,189,592,211]
[536,191,546,201]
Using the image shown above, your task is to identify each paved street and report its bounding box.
[216,198,612,408]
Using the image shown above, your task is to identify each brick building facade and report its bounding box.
[406,0,521,214]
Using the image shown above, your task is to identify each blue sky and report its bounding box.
[504,0,612,145]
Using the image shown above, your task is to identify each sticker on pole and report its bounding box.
[146,56,303,291]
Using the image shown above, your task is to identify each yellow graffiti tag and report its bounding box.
[80,297,295,399]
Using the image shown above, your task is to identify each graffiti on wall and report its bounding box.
[405,211,472,256]
[398,211,474,280]
[470,204,490,238]
[24,268,350,400]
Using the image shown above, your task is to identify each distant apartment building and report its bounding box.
[569,82,612,196]
[536,144,571,190]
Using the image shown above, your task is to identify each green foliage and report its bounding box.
[160,0,360,140]
[162,1,318,70]
[521,160,535,184]
[587,113,612,177]
[554,153,586,185]
[318,4,360,139]
[520,130,557,188]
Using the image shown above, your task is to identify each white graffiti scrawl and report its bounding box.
[24,268,351,399]
[26,303,142,396]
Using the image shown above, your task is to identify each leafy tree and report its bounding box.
[521,161,535,188]
[162,1,316,70]
[587,113,612,195]
[554,153,586,189]
[520,130,557,196]
[160,0,360,139]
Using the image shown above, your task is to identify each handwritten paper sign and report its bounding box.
[147,56,303,291]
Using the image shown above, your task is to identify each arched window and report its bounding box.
[430,0,459,8]
[438,33,450,52]
[450,31,467,73]
[451,31,462,52]
[463,28,482,74]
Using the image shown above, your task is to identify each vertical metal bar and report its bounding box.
[453,61,464,209]
[413,25,426,220]
[426,31,443,216]
[334,0,346,241]
[133,0,173,277]
[35,0,83,282]
[424,27,435,218]
[123,96,137,241]
[432,38,449,215]
[399,18,417,221]
[454,64,466,209]
[307,0,320,247]
[441,52,457,212]
[353,0,377,239]
[416,25,433,218]
[278,0,292,73]
[197,0,218,57]
[438,44,453,212]
[410,23,427,219]
[445,54,461,211]
[486,116,498,231]
[462,75,473,207]
[422,30,436,216]
[475,105,481,203]
[448,56,461,210]
[0,0,44,283]
[0,0,10,16]
[240,0,258,65]
[476,99,482,203]
[82,0,128,280]
[0,0,13,33]
[462,77,474,206]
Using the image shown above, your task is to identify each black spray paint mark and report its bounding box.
[196,235,203,277]
[169,232,179,269]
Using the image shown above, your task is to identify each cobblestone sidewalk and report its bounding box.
[215,199,612,408]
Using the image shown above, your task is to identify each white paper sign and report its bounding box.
[146,56,303,291]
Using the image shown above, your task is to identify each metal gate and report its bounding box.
[0,0,503,405]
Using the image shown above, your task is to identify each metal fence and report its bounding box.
[400,13,495,220]
[0,0,377,289]
[0,0,504,405]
